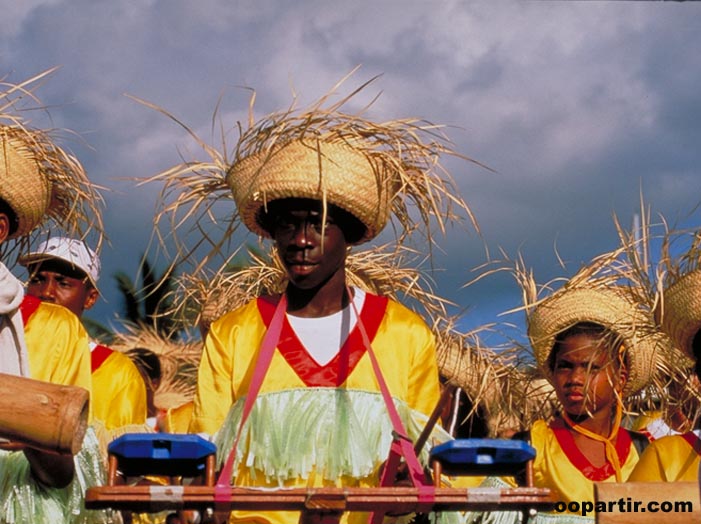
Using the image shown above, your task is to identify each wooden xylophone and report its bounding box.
[85,484,554,515]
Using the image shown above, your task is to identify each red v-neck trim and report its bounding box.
[257,292,388,387]
[681,431,701,455]
[91,344,115,373]
[20,295,42,326]
[550,417,633,481]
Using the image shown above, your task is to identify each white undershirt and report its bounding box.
[286,288,366,366]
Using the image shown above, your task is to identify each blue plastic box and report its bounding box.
[429,438,536,476]
[108,433,217,478]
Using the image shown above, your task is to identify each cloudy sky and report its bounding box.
[2,1,700,345]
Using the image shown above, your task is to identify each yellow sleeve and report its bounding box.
[376,299,440,418]
[189,312,237,435]
[405,311,441,418]
[627,440,667,482]
[92,351,148,430]
[160,401,194,433]
[24,302,92,394]
[628,435,700,482]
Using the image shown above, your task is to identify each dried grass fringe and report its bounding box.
[136,69,484,272]
[483,196,700,433]
[0,68,104,261]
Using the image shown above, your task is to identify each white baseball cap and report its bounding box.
[19,237,100,290]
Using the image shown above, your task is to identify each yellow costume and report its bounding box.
[528,419,641,508]
[466,419,644,524]
[190,293,441,524]
[0,296,110,524]
[488,257,667,524]
[22,297,92,395]
[628,430,701,482]
[152,76,476,524]
[91,345,148,431]
[158,401,193,433]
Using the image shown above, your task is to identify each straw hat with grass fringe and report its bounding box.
[657,230,701,362]
[0,69,103,248]
[528,286,658,396]
[512,248,664,397]
[109,324,202,411]
[434,320,557,436]
[660,271,701,360]
[143,70,483,269]
[226,74,483,244]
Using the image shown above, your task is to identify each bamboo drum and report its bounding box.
[0,372,89,455]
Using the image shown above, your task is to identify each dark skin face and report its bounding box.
[693,330,701,380]
[552,333,626,431]
[269,199,351,318]
[551,333,628,468]
[26,259,98,318]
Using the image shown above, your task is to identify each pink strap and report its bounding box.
[346,287,434,523]
[213,289,435,518]
[214,294,287,503]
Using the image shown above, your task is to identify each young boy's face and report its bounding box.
[270,199,348,290]
[552,333,625,420]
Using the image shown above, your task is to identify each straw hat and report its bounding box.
[223,80,479,245]
[527,286,658,396]
[658,269,701,361]
[654,229,701,362]
[0,70,103,244]
[110,324,202,409]
[0,129,52,238]
[146,72,480,269]
[228,139,393,243]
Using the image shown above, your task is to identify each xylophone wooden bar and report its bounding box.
[85,485,554,515]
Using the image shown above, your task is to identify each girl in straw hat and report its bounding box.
[0,70,111,524]
[479,251,662,524]
[628,229,701,482]
[147,74,478,524]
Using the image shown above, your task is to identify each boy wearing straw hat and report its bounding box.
[0,71,109,523]
[153,78,476,524]
[20,236,149,433]
[628,232,701,482]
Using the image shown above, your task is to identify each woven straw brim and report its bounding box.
[226,139,393,243]
[0,132,51,239]
[528,287,658,396]
[660,270,701,361]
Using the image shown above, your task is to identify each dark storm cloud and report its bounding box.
[2,1,700,342]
